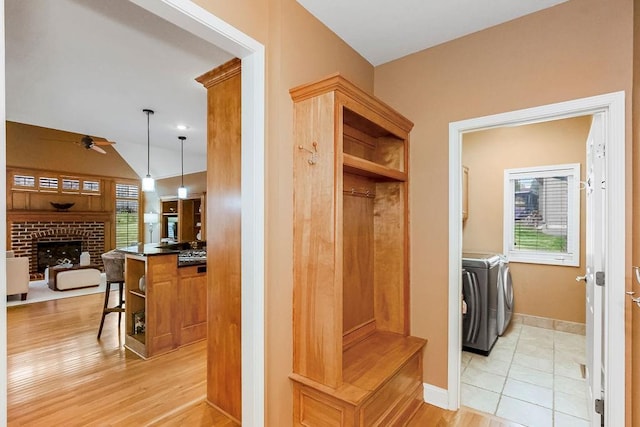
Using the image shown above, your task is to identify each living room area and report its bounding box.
[4,0,238,424]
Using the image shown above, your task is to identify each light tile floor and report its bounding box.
[461,322,590,427]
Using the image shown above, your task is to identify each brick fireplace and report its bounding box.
[10,221,105,279]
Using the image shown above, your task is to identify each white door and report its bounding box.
[584,112,605,426]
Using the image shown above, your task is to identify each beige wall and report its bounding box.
[463,117,590,323]
[192,0,374,424]
[374,0,633,396]
[145,0,638,422]
[632,0,640,423]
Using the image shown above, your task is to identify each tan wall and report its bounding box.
[155,172,207,198]
[632,0,640,423]
[374,0,633,395]
[193,0,373,424]
[462,117,590,323]
[6,121,138,179]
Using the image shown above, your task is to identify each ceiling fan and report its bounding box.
[80,135,112,154]
[40,134,115,154]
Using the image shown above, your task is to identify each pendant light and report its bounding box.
[177,136,187,199]
[142,109,155,192]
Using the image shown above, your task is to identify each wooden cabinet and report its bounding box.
[160,195,205,242]
[160,199,179,241]
[124,253,180,359]
[178,264,207,345]
[290,74,426,425]
[179,197,204,241]
[124,252,207,359]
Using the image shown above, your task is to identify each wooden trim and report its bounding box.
[8,211,113,222]
[342,319,376,351]
[290,73,414,133]
[195,58,241,89]
[7,166,140,184]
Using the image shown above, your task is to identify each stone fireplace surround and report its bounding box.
[10,221,105,279]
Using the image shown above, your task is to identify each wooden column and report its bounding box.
[196,58,242,422]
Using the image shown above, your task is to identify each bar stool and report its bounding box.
[98,250,125,339]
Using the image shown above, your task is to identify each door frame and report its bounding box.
[447,92,625,426]
[0,0,266,424]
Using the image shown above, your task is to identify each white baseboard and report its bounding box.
[422,383,450,409]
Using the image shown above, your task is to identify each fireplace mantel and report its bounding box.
[8,210,113,222]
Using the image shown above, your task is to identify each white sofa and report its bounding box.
[6,251,29,300]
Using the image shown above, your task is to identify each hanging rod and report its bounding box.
[343,187,376,198]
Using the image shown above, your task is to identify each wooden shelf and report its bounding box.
[343,154,406,182]
[124,253,179,359]
[129,289,146,298]
[291,74,422,425]
[130,332,146,344]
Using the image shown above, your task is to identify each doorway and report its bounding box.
[459,115,592,425]
[447,92,625,427]
[0,0,266,424]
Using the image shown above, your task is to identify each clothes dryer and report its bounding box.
[461,252,500,355]
[496,257,514,336]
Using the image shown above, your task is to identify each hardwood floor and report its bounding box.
[408,404,526,427]
[7,291,236,426]
[7,291,522,426]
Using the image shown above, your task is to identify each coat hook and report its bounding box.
[298,141,318,165]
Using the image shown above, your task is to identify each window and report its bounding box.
[82,180,101,194]
[115,183,140,248]
[62,178,80,191]
[38,176,58,190]
[503,163,580,266]
[13,174,35,189]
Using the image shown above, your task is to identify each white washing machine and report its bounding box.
[496,257,514,336]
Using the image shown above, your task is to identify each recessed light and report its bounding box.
[176,124,188,131]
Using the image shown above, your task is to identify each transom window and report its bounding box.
[503,163,580,266]
[39,176,58,190]
[13,174,35,189]
[62,178,80,191]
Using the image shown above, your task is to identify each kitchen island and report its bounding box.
[118,243,207,359]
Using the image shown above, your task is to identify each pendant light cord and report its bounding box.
[146,111,151,176]
[179,136,186,186]
[143,109,154,176]
[181,138,184,186]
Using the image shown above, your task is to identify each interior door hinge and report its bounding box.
[596,271,605,287]
[595,398,604,426]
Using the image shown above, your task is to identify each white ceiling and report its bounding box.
[6,0,569,181]
[296,0,569,66]
[5,0,233,180]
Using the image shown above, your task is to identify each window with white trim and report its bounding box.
[115,183,140,248]
[503,163,580,266]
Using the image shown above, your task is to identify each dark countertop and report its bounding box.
[117,243,206,268]
[117,243,180,256]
